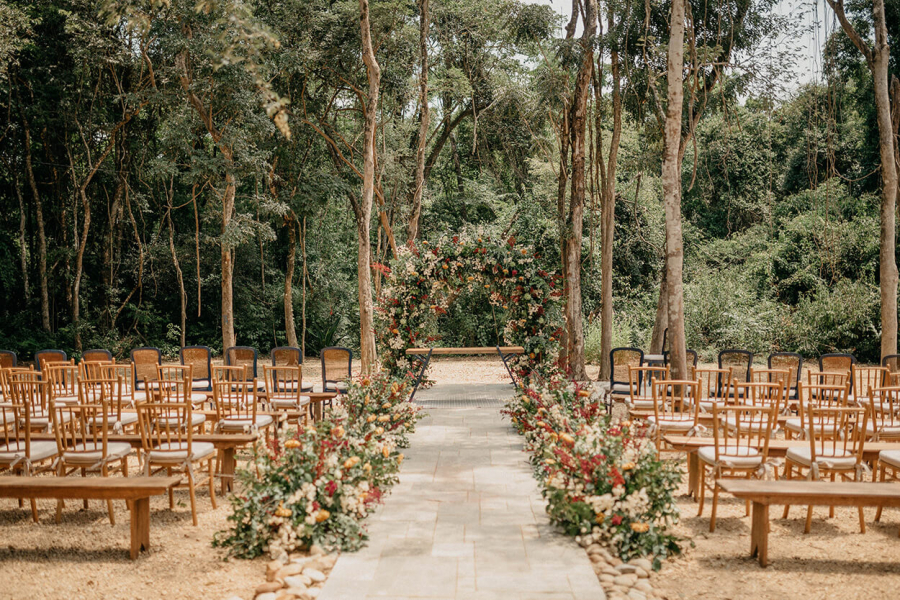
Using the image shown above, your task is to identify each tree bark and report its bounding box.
[407,0,430,244]
[357,0,381,374]
[284,213,299,348]
[650,261,668,352]
[20,109,51,332]
[221,169,237,350]
[301,217,308,358]
[12,171,30,301]
[661,0,687,380]
[166,191,187,347]
[826,0,898,359]
[563,0,596,382]
[597,9,624,380]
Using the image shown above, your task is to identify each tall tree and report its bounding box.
[407,0,429,244]
[661,0,687,379]
[825,0,898,359]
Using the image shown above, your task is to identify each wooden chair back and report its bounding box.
[213,379,258,431]
[819,353,856,392]
[795,381,850,437]
[181,346,213,390]
[711,404,775,460]
[749,369,792,409]
[732,381,784,415]
[34,349,67,372]
[697,367,733,405]
[81,349,113,363]
[225,347,258,380]
[52,381,113,461]
[718,349,752,384]
[610,347,643,387]
[271,347,302,367]
[0,351,17,369]
[4,370,43,458]
[130,347,162,390]
[136,399,194,453]
[807,405,866,462]
[854,366,888,401]
[769,352,802,394]
[212,365,249,383]
[321,346,352,391]
[46,363,79,403]
[881,354,900,378]
[651,379,700,420]
[156,365,193,402]
[80,374,126,424]
[263,365,304,403]
[627,365,669,404]
[867,386,900,441]
[808,370,849,387]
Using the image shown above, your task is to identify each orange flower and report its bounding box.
[284,439,301,449]
[559,433,575,446]
[316,509,331,523]
[367,415,376,423]
[382,446,390,458]
[343,456,360,469]
[578,389,591,397]
[332,425,345,439]
[621,462,636,471]
[274,502,292,518]
[630,522,649,533]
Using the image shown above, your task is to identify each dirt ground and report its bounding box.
[4,357,900,599]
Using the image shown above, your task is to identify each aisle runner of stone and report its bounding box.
[318,384,605,600]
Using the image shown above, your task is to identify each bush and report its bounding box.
[503,379,681,567]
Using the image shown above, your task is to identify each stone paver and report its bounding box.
[319,385,605,600]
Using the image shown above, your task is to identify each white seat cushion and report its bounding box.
[647,415,695,431]
[270,396,311,409]
[51,395,79,405]
[698,445,762,468]
[148,441,215,463]
[865,422,900,439]
[786,447,858,470]
[153,413,206,430]
[191,380,211,390]
[627,399,655,410]
[63,442,133,465]
[784,417,803,432]
[643,354,664,362]
[88,411,139,429]
[218,414,274,431]
[0,440,58,464]
[879,450,900,468]
[610,383,630,394]
[190,392,209,405]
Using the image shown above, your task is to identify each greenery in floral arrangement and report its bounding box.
[503,380,681,568]
[342,372,425,448]
[214,379,423,559]
[375,232,562,382]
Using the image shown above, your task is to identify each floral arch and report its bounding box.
[375,233,562,380]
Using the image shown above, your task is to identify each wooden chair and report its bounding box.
[156,365,207,431]
[81,349,113,363]
[320,346,352,394]
[51,377,133,525]
[865,386,900,441]
[749,368,792,413]
[853,366,889,405]
[875,431,900,530]
[212,378,273,434]
[625,365,669,411]
[730,381,783,432]
[225,346,258,381]
[882,354,900,384]
[263,365,310,423]
[649,379,701,452]
[663,349,698,380]
[81,371,138,434]
[272,346,302,366]
[719,350,752,397]
[608,347,643,407]
[34,349,67,372]
[784,381,849,440]
[130,347,162,393]
[136,396,216,527]
[782,405,869,533]
[1,371,58,521]
[0,351,17,369]
[46,362,80,407]
[698,404,776,531]
[693,367,733,413]
[181,346,213,392]
[769,352,802,402]
[817,353,857,393]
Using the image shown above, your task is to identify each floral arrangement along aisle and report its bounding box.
[503,378,681,568]
[214,373,423,559]
[375,232,562,381]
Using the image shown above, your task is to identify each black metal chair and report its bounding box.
[272,346,302,366]
[819,353,857,393]
[321,347,352,394]
[768,352,802,400]
[181,346,213,391]
[34,349,67,372]
[130,347,162,390]
[0,350,17,369]
[608,348,643,412]
[81,349,113,363]
[225,346,259,381]
[719,349,752,397]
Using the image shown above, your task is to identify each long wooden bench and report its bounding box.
[718,479,900,567]
[405,346,525,401]
[0,476,181,559]
[663,435,900,501]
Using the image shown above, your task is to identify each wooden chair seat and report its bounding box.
[698,445,762,468]
[647,415,695,430]
[154,413,206,430]
[88,412,139,431]
[865,422,900,439]
[785,446,857,469]
[0,440,58,463]
[62,441,133,465]
[270,396,311,409]
[217,414,274,432]
[879,449,900,468]
[147,441,215,463]
[724,415,774,433]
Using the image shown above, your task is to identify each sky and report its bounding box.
[525,0,831,92]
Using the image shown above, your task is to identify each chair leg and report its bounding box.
[30,498,39,523]
[208,457,217,510]
[805,505,814,534]
[82,468,88,510]
[710,482,719,533]
[829,472,836,519]
[167,467,174,509]
[876,464,886,522]
[782,462,792,519]
[697,465,706,517]
[187,466,198,527]
[103,463,115,526]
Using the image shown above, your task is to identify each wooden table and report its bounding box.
[27,433,255,494]
[197,391,339,422]
[718,479,900,566]
[0,476,181,559]
[663,435,900,500]
[405,346,525,401]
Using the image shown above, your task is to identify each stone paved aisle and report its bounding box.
[319,385,605,600]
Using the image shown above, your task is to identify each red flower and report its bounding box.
[611,515,623,526]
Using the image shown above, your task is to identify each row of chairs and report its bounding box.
[0,345,353,395]
[0,362,312,526]
[637,376,900,532]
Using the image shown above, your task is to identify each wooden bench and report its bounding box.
[718,479,900,567]
[405,346,525,401]
[663,435,900,501]
[0,476,181,559]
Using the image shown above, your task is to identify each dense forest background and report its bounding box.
[0,0,897,364]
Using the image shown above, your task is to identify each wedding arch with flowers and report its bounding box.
[375,232,562,381]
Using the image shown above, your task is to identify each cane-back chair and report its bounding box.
[609,347,643,406]
[81,349,113,363]
[262,365,310,421]
[625,365,670,411]
[0,351,17,369]
[768,352,802,400]
[698,404,776,531]
[783,405,868,533]
[224,346,258,381]
[130,347,162,392]
[180,346,213,392]
[272,346,302,366]
[320,346,352,394]
[51,375,133,524]
[34,349,67,372]
[817,353,857,393]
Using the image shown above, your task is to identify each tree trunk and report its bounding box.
[826,0,899,359]
[650,261,668,353]
[12,172,30,301]
[21,115,51,332]
[357,0,381,374]
[407,0,430,244]
[661,0,687,380]
[284,213,299,348]
[301,217,308,358]
[166,197,187,347]
[598,11,623,380]
[221,169,237,350]
[563,0,596,382]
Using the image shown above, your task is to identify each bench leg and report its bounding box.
[688,451,699,501]
[220,448,236,494]
[129,497,150,560]
[750,502,769,567]
[408,349,433,402]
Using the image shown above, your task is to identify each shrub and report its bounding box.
[503,379,681,567]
